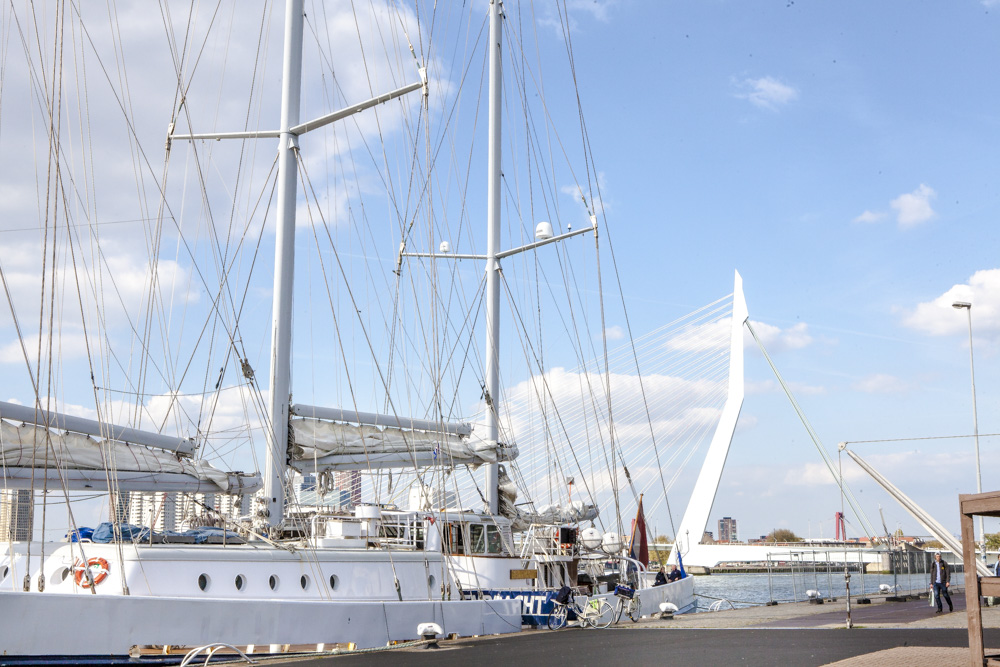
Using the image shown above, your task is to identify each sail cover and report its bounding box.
[288,417,518,471]
[0,420,259,494]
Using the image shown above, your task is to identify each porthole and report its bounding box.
[198,573,210,591]
[428,575,436,592]
[235,574,246,591]
[269,574,279,591]
[55,567,71,583]
[329,574,339,591]
[2,565,10,580]
[300,574,310,591]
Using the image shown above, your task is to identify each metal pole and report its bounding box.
[859,549,868,602]
[845,547,853,628]
[791,553,797,602]
[813,551,819,595]
[827,551,834,601]
[767,554,775,605]
[966,306,986,560]
[482,0,503,515]
[263,0,304,528]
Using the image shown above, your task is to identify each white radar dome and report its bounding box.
[535,221,553,240]
[601,531,624,554]
[581,527,602,550]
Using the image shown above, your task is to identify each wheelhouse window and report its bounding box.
[470,524,486,554]
[486,525,503,554]
[446,522,466,554]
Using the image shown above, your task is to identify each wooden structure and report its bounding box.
[960,491,1000,666]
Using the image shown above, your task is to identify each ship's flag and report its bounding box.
[628,495,649,567]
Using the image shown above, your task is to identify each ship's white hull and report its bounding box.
[0,539,524,657]
[631,575,696,615]
[0,590,520,657]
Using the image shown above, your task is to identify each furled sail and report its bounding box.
[287,404,518,472]
[0,402,260,494]
[497,466,597,531]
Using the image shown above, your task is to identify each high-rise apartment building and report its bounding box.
[334,471,362,506]
[0,489,32,541]
[127,491,251,531]
[718,516,738,543]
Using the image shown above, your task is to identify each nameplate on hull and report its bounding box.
[509,569,537,580]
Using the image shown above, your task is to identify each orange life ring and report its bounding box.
[73,557,110,588]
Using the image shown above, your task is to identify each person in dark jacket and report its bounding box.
[930,552,953,613]
[654,567,667,586]
[668,565,682,582]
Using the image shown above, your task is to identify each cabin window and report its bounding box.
[329,574,339,591]
[415,526,425,550]
[446,523,466,554]
[486,525,503,554]
[470,524,486,554]
[300,574,311,590]
[235,574,246,591]
[269,575,279,590]
[198,574,210,591]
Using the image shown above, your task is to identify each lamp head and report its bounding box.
[952,301,972,310]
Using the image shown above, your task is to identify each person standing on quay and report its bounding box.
[930,552,953,613]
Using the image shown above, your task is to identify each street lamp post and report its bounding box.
[953,301,985,561]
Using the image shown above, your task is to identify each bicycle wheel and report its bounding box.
[627,596,641,622]
[591,599,615,629]
[547,603,568,630]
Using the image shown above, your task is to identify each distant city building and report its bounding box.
[128,492,181,531]
[0,489,32,540]
[335,471,362,506]
[288,472,356,509]
[718,517,738,543]
[701,531,714,543]
[127,491,250,531]
[110,492,130,523]
[408,485,456,511]
[213,492,251,520]
[292,473,318,505]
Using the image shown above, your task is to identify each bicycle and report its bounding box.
[547,593,615,630]
[613,584,641,623]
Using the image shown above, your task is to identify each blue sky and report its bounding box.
[548,0,1000,540]
[1,0,998,543]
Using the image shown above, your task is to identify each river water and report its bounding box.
[690,570,965,612]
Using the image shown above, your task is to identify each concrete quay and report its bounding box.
[262,592,1000,666]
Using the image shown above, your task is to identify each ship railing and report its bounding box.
[515,524,577,559]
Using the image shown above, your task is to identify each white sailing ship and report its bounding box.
[0,0,733,660]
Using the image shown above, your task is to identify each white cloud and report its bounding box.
[853,210,886,224]
[746,320,813,351]
[665,319,730,353]
[746,378,823,396]
[0,332,96,364]
[853,373,908,394]
[603,325,624,341]
[890,184,936,227]
[746,379,777,395]
[735,76,799,111]
[784,461,867,486]
[901,269,1000,337]
[537,0,616,36]
[560,172,607,217]
[789,382,826,396]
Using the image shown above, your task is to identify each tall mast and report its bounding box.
[483,0,503,515]
[263,0,304,528]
